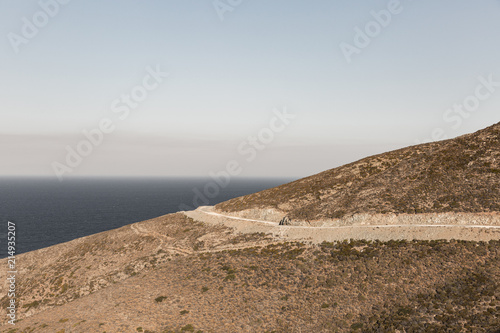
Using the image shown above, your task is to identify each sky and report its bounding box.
[1,0,500,179]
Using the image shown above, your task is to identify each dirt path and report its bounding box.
[130,223,193,255]
[198,206,278,225]
[184,206,500,243]
[199,206,500,229]
[130,220,282,255]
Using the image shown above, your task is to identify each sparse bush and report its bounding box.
[181,324,194,332]
[155,296,167,303]
[351,322,363,330]
[22,300,40,310]
[224,273,236,281]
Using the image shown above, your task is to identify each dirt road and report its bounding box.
[184,206,500,243]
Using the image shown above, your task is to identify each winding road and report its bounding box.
[197,206,500,229]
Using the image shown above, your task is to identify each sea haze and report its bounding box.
[0,177,293,258]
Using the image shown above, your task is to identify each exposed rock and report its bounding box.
[279,216,291,225]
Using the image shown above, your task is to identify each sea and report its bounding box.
[0,177,293,258]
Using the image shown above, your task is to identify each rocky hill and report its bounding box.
[216,122,500,221]
[1,122,499,332]
[0,213,499,332]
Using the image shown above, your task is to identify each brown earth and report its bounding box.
[0,213,499,333]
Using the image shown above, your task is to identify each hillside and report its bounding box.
[1,213,499,332]
[1,122,499,332]
[216,122,500,221]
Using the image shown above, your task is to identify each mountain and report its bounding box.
[1,122,499,332]
[216,122,500,221]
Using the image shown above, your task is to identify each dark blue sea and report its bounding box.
[0,177,293,258]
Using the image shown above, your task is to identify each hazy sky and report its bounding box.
[1,0,499,179]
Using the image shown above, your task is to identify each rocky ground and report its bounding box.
[0,212,499,333]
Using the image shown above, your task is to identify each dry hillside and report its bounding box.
[1,122,499,332]
[216,122,500,221]
[0,213,499,332]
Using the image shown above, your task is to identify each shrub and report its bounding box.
[224,274,236,281]
[22,300,40,310]
[155,296,167,303]
[181,324,194,332]
[351,323,363,330]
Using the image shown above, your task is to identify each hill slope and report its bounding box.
[216,122,500,221]
[1,213,499,332]
[1,122,499,332]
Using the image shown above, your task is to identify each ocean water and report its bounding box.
[0,177,293,258]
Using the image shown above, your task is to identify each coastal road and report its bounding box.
[184,206,500,243]
[198,206,277,225]
[197,206,500,229]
